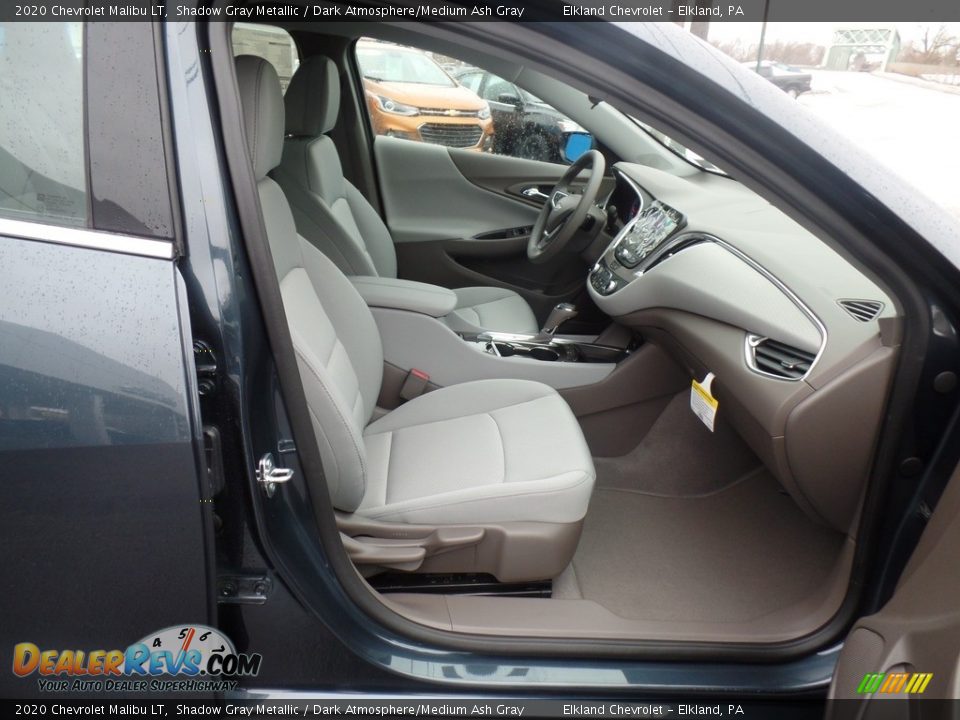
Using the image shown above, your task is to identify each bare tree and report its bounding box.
[899,24,960,65]
[921,25,957,55]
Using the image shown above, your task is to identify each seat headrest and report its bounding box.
[285,55,340,137]
[235,55,284,179]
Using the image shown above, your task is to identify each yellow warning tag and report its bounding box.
[691,372,718,432]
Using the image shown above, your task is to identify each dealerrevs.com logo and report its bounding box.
[12,625,262,693]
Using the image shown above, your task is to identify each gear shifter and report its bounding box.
[534,303,578,343]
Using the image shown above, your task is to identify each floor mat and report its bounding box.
[593,392,760,497]
[559,470,846,623]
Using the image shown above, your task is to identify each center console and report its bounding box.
[590,200,687,297]
[351,277,632,393]
[470,332,632,364]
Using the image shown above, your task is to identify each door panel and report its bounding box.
[374,136,607,328]
[448,146,606,200]
[828,463,960,704]
[375,135,545,243]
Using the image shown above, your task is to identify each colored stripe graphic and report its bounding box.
[913,673,933,694]
[857,673,884,694]
[858,672,933,694]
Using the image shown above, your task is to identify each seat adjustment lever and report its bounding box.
[339,526,486,573]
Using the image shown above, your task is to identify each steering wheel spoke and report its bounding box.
[527,150,606,264]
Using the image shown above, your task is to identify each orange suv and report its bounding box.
[356,41,493,151]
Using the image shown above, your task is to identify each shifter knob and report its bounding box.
[536,303,578,342]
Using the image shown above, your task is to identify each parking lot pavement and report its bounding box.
[798,71,960,222]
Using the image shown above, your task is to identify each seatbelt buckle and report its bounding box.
[399,368,430,402]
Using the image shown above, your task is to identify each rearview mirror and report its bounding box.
[497,93,523,108]
[561,132,594,164]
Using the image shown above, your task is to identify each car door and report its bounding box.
[828,463,960,705]
[372,137,608,328]
[0,22,211,696]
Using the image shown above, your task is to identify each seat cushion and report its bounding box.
[447,287,539,335]
[358,379,595,525]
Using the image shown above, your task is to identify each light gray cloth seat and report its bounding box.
[234,57,594,558]
[359,378,595,525]
[273,55,538,336]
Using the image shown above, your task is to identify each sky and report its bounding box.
[706,22,960,47]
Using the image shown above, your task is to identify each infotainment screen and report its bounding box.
[613,201,686,268]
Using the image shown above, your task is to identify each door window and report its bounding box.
[354,38,590,164]
[457,71,484,94]
[481,75,519,104]
[0,22,86,227]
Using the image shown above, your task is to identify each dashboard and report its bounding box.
[587,162,901,535]
[591,197,686,296]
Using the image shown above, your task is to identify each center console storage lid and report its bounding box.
[349,276,457,318]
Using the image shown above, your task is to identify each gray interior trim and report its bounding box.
[370,307,614,390]
[559,342,689,456]
[597,161,900,393]
[0,216,175,260]
[385,543,854,644]
[339,514,582,583]
[590,239,823,354]
[618,312,896,534]
[350,275,457,317]
[214,16,926,668]
[374,137,540,243]
[829,463,960,700]
[374,391,855,643]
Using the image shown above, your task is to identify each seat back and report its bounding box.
[275,55,398,279]
[235,55,383,511]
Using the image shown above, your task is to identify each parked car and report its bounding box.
[743,60,813,97]
[2,16,960,711]
[356,40,493,150]
[453,67,588,162]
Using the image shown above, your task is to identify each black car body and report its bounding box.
[453,67,586,162]
[746,61,814,97]
[2,13,960,711]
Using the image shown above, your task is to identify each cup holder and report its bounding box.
[529,346,561,362]
[486,341,516,357]
[483,338,631,364]
[486,341,561,362]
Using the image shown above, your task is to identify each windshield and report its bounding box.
[357,46,455,87]
[631,118,728,176]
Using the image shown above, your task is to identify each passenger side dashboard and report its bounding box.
[589,163,901,535]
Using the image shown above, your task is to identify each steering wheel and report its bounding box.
[527,149,606,264]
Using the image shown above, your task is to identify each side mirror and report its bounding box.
[497,93,523,108]
[561,131,594,164]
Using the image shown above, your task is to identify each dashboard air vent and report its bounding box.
[750,337,816,380]
[838,299,883,322]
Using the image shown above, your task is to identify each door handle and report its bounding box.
[521,186,550,202]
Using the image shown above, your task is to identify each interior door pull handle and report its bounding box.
[521,187,550,201]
